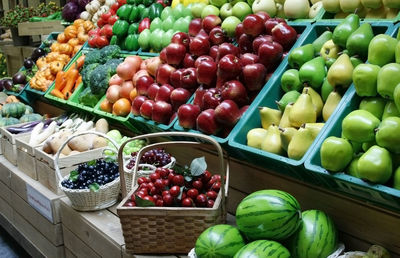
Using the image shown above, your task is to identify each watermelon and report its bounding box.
[236,189,301,241]
[195,224,245,258]
[234,240,290,258]
[287,209,338,258]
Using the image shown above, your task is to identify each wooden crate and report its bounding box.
[16,134,41,180]
[18,21,64,36]
[0,156,12,186]
[0,124,31,165]
[0,44,23,76]
[0,180,12,204]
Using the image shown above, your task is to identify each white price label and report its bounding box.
[26,184,53,223]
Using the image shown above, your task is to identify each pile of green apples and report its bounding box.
[320,29,400,189]
[139,4,193,51]
[322,0,399,19]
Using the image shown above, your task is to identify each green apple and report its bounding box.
[201,5,220,18]
[220,3,234,19]
[232,2,252,20]
[150,17,162,32]
[247,0,255,7]
[209,0,228,8]
[161,7,173,21]
[284,0,310,19]
[162,29,175,48]
[162,16,175,31]
[173,4,185,18]
[191,3,207,18]
[150,29,164,52]
[252,0,276,16]
[229,0,246,6]
[322,0,341,13]
[221,16,241,37]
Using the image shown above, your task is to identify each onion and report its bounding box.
[146,57,162,77]
[120,81,134,99]
[106,85,121,103]
[109,74,123,86]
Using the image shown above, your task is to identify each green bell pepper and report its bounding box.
[128,23,139,34]
[110,35,119,45]
[140,8,150,20]
[128,6,139,23]
[116,4,133,20]
[124,34,140,51]
[137,4,146,13]
[127,0,135,4]
[135,0,143,4]
[148,3,163,20]
[143,0,153,7]
[112,20,129,37]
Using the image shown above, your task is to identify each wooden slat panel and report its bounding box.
[62,226,101,258]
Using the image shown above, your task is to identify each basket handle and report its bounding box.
[54,131,120,182]
[117,132,228,200]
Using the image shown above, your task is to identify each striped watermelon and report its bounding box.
[195,224,246,258]
[234,240,290,258]
[236,190,301,241]
[287,209,338,258]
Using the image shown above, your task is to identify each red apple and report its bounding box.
[242,63,267,92]
[170,69,184,88]
[183,54,196,68]
[140,99,155,119]
[220,80,248,106]
[238,34,253,54]
[240,53,259,66]
[171,32,190,50]
[189,36,210,57]
[209,27,227,45]
[214,100,241,126]
[155,84,174,102]
[258,41,283,71]
[181,68,198,89]
[252,35,273,54]
[240,105,249,116]
[193,86,206,107]
[265,18,286,35]
[242,14,265,37]
[202,15,222,34]
[194,55,214,68]
[136,75,154,96]
[235,23,245,41]
[197,29,209,40]
[189,18,202,37]
[170,88,191,111]
[131,95,148,115]
[196,109,220,135]
[147,83,160,100]
[255,11,270,22]
[152,101,173,124]
[271,22,297,50]
[159,48,167,63]
[217,54,242,81]
[156,64,176,85]
[178,104,201,129]
[209,45,219,60]
[165,43,186,65]
[217,43,240,61]
[202,88,221,110]
[197,59,217,86]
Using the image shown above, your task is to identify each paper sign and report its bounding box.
[26,184,53,223]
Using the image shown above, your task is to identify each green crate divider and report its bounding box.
[138,49,160,57]
[304,86,400,212]
[317,8,400,23]
[393,23,399,38]
[172,23,312,145]
[228,22,393,182]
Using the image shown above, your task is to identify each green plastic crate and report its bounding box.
[66,83,95,113]
[172,24,312,145]
[305,87,400,212]
[317,8,400,22]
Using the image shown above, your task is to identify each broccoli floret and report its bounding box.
[89,64,115,95]
[84,50,102,66]
[78,87,103,107]
[99,45,121,63]
[81,63,100,87]
[105,58,123,74]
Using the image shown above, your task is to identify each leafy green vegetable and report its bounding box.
[78,87,102,107]
[69,170,79,182]
[89,183,100,192]
[99,45,121,63]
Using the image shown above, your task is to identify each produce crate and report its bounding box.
[18,21,64,36]
[172,24,312,145]
[3,66,29,100]
[0,123,32,166]
[317,9,400,23]
[137,49,160,57]
[228,22,393,183]
[65,83,95,113]
[15,134,42,180]
[305,86,400,212]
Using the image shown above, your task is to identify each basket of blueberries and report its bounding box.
[56,131,121,211]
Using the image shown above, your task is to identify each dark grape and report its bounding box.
[125,149,172,170]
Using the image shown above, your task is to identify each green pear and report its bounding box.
[287,127,314,160]
[393,83,400,112]
[320,40,340,60]
[383,0,400,8]
[288,44,315,69]
[368,34,397,67]
[299,56,326,90]
[357,145,392,184]
[279,127,297,152]
[327,54,354,89]
[346,156,361,177]
[394,167,400,189]
[325,57,337,69]
[261,125,284,155]
[386,8,399,18]
[321,136,353,172]
[339,0,361,12]
[361,0,383,8]
[352,64,380,97]
[279,103,294,128]
[259,107,282,129]
[276,91,301,111]
[309,2,323,18]
[322,0,341,12]
[289,89,317,128]
[377,63,400,100]
[359,97,386,119]
[365,5,387,18]
[303,87,323,118]
[346,23,374,60]
[376,117,400,153]
[350,57,363,68]
[313,31,333,54]
[303,122,325,138]
[382,100,400,119]
[366,245,391,258]
[332,14,360,48]
[247,128,268,149]
[322,90,342,122]
[321,79,334,102]
[283,0,310,19]
[395,41,400,64]
[342,110,380,143]
[362,138,376,152]
[281,69,303,92]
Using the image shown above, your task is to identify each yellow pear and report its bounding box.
[247,128,268,149]
[365,5,388,18]
[259,107,282,129]
[279,127,298,152]
[303,87,323,118]
[287,127,315,160]
[340,0,361,12]
[279,103,294,128]
[322,90,342,121]
[327,54,354,89]
[303,123,325,138]
[289,89,317,127]
[261,125,284,155]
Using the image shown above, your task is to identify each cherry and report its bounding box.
[130,195,136,201]
[150,172,161,182]
[162,179,170,186]
[206,190,218,200]
[170,186,180,197]
[156,199,164,206]
[154,179,164,189]
[211,181,221,192]
[196,194,207,207]
[201,171,212,183]
[207,199,215,208]
[168,172,176,182]
[143,195,155,204]
[139,183,148,190]
[162,190,170,196]
[172,175,185,186]
[137,177,147,185]
[163,194,173,205]
[182,197,193,207]
[147,182,155,189]
[192,180,203,190]
[153,194,162,202]
[212,175,222,181]
[187,188,199,199]
[157,168,169,178]
[149,186,158,195]
[125,201,136,207]
[181,192,187,200]
[138,188,148,196]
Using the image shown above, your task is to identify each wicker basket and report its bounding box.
[55,131,121,211]
[116,132,229,254]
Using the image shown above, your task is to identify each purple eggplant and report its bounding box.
[24,58,34,69]
[12,72,26,85]
[3,79,13,91]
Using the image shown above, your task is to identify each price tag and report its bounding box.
[26,184,53,223]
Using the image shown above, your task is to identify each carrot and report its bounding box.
[62,65,79,97]
[54,71,66,91]
[51,88,65,99]
[75,54,85,70]
[74,75,82,90]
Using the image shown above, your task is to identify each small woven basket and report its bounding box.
[55,131,121,211]
[116,132,229,254]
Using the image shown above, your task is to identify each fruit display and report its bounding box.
[61,158,120,190]
[319,29,400,190]
[194,189,339,258]
[80,0,117,25]
[29,19,94,92]
[322,0,399,19]
[124,156,223,207]
[125,148,172,169]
